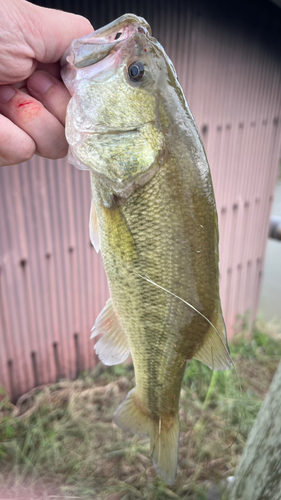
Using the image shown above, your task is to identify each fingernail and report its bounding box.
[28,72,54,95]
[0,85,16,104]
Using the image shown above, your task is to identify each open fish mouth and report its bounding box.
[61,13,151,70]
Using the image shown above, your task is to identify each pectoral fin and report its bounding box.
[89,198,100,253]
[193,314,231,370]
[91,298,130,365]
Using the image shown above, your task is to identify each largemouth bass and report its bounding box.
[61,13,231,485]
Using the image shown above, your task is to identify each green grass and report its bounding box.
[0,319,281,499]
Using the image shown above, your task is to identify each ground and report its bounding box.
[0,318,281,500]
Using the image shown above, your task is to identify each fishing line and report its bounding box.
[136,271,232,366]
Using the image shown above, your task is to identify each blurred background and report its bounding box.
[1,0,281,402]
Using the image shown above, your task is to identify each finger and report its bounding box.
[27,70,70,126]
[0,114,36,167]
[4,61,61,93]
[23,1,94,63]
[0,85,68,160]
[36,62,62,80]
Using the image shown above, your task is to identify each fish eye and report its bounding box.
[115,32,122,40]
[128,62,145,82]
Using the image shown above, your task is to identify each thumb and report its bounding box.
[21,0,94,63]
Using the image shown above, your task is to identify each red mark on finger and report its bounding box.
[16,99,42,124]
[18,101,33,108]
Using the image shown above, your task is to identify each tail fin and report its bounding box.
[114,389,179,485]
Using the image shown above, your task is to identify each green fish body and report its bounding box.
[61,14,231,485]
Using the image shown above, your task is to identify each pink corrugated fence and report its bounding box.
[1,2,281,399]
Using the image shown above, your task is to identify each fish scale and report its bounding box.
[61,13,231,485]
[91,153,220,416]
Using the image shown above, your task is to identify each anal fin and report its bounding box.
[193,313,231,370]
[91,298,130,366]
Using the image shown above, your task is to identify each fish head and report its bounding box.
[61,14,176,199]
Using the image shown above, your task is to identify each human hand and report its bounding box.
[0,0,93,167]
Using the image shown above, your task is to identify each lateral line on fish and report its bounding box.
[136,272,231,363]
